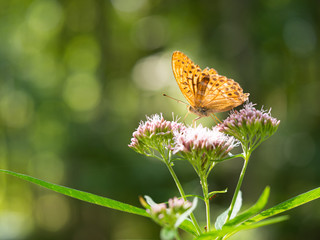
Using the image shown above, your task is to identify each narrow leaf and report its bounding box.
[231,190,242,219]
[245,187,320,224]
[144,195,158,206]
[223,216,289,239]
[208,188,228,199]
[0,169,147,216]
[183,194,204,201]
[194,216,288,240]
[215,209,228,230]
[224,186,270,227]
[0,169,198,236]
[215,191,242,230]
[216,153,243,163]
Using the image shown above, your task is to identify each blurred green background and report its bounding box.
[0,0,319,239]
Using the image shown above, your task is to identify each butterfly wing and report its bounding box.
[172,51,202,107]
[202,67,218,75]
[195,74,249,113]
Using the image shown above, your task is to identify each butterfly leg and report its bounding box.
[192,116,202,127]
[210,114,222,125]
[182,111,190,124]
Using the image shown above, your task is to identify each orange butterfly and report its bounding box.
[168,51,249,122]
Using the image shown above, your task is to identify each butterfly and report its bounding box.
[169,51,249,122]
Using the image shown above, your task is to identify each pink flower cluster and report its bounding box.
[173,124,238,159]
[168,197,193,211]
[147,197,193,223]
[218,102,280,146]
[219,103,279,129]
[128,114,185,155]
[148,203,167,218]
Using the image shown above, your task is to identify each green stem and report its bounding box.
[166,163,202,235]
[175,230,181,240]
[200,173,211,232]
[226,151,250,222]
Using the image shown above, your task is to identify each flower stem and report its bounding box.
[175,230,181,240]
[226,151,250,222]
[200,173,211,232]
[166,162,202,235]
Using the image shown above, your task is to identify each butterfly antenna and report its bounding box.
[163,94,189,106]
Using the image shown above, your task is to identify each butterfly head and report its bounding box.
[188,105,210,117]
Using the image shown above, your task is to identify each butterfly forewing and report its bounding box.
[202,67,218,75]
[172,51,201,106]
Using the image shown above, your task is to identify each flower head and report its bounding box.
[144,196,197,230]
[129,114,186,160]
[218,102,280,151]
[172,124,238,174]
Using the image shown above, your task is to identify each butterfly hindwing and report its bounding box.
[200,75,249,112]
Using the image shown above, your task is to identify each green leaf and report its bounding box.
[224,186,270,227]
[215,208,229,231]
[215,153,243,163]
[215,191,242,230]
[208,188,228,199]
[160,227,177,240]
[223,216,289,239]
[0,169,198,236]
[180,219,199,236]
[245,187,320,224]
[183,194,204,201]
[230,190,242,219]
[144,195,158,207]
[194,216,288,240]
[0,169,148,216]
